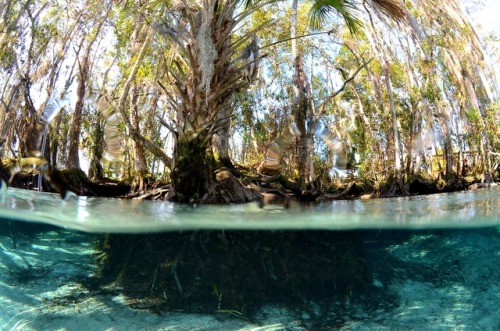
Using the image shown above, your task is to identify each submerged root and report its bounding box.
[93,231,371,314]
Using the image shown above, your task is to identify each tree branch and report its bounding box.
[318,58,373,116]
[328,58,372,99]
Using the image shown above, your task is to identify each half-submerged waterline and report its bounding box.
[0,187,499,329]
[1,187,500,233]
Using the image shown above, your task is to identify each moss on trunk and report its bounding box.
[171,137,260,204]
[171,138,212,203]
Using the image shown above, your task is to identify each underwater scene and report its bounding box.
[0,187,499,330]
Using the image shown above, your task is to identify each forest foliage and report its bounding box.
[1,0,499,202]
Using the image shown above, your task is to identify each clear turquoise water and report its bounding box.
[0,187,499,330]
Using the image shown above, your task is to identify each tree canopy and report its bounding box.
[1,0,498,202]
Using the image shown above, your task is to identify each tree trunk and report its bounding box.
[171,136,211,203]
[0,106,14,158]
[435,101,455,176]
[130,84,148,190]
[161,0,262,203]
[352,87,380,177]
[67,56,87,169]
[171,120,259,203]
[364,9,408,195]
[88,113,105,180]
[213,109,233,169]
[49,111,63,168]
[384,64,408,195]
[291,0,314,190]
[67,16,105,169]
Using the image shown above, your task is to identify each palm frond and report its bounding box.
[369,0,407,23]
[309,0,362,34]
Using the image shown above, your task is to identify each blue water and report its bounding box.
[0,187,499,330]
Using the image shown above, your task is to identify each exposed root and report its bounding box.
[203,169,260,203]
[322,181,355,200]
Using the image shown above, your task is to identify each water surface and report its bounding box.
[1,187,500,232]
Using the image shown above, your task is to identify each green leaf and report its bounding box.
[309,0,362,34]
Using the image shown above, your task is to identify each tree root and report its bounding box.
[203,169,261,203]
[322,181,355,200]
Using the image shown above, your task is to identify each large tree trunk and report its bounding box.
[162,1,261,203]
[171,120,259,204]
[171,136,211,203]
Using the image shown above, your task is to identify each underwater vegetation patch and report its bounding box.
[92,231,370,315]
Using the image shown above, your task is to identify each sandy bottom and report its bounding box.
[0,224,498,331]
